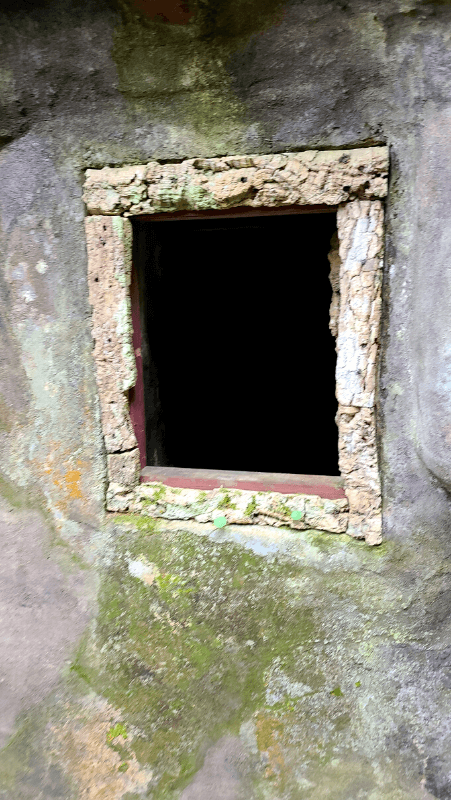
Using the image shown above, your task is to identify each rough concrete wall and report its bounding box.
[3,511,451,800]
[3,1,451,796]
[1,0,451,542]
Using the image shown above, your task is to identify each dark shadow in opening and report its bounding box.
[132,211,339,475]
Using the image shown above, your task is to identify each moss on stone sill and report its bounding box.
[245,495,257,516]
[216,490,237,510]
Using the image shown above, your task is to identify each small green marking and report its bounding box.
[213,516,227,528]
[330,686,344,697]
[355,681,361,688]
[107,723,128,743]
[118,762,129,773]
[291,509,303,521]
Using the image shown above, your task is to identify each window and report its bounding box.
[132,210,339,476]
[84,147,388,543]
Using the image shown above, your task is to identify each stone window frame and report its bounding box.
[83,147,388,545]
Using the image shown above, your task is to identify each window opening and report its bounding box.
[132,211,339,475]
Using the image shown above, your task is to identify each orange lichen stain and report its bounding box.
[255,713,286,788]
[50,698,153,800]
[64,469,83,500]
[39,445,88,509]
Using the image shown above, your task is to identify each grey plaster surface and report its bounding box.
[0,495,93,749]
[178,736,258,800]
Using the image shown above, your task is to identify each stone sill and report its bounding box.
[140,467,345,500]
[107,480,350,536]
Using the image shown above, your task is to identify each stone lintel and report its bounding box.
[83,147,389,217]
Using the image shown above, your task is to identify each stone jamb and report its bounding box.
[83,147,388,545]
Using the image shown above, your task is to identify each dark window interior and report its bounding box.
[132,211,339,476]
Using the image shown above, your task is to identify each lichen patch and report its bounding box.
[49,698,153,799]
[128,556,160,585]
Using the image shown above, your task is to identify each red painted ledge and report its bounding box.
[141,467,346,500]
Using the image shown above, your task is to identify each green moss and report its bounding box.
[148,484,167,502]
[277,502,291,517]
[113,513,158,533]
[68,632,95,689]
[113,0,285,91]
[68,524,325,796]
[0,703,61,796]
[0,395,13,433]
[0,719,37,789]
[2,510,441,799]
[245,496,257,516]
[48,534,90,572]
[109,0,286,148]
[107,723,128,743]
[0,471,49,520]
[141,498,155,509]
[217,491,237,510]
[197,0,286,42]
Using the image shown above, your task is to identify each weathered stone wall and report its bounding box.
[4,0,451,795]
[1,0,451,544]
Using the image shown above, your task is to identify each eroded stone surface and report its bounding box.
[3,4,451,795]
[335,200,384,544]
[2,514,446,800]
[83,147,388,216]
[336,200,384,410]
[85,216,139,493]
[107,450,141,488]
[0,494,92,751]
[115,482,350,536]
[49,697,154,800]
